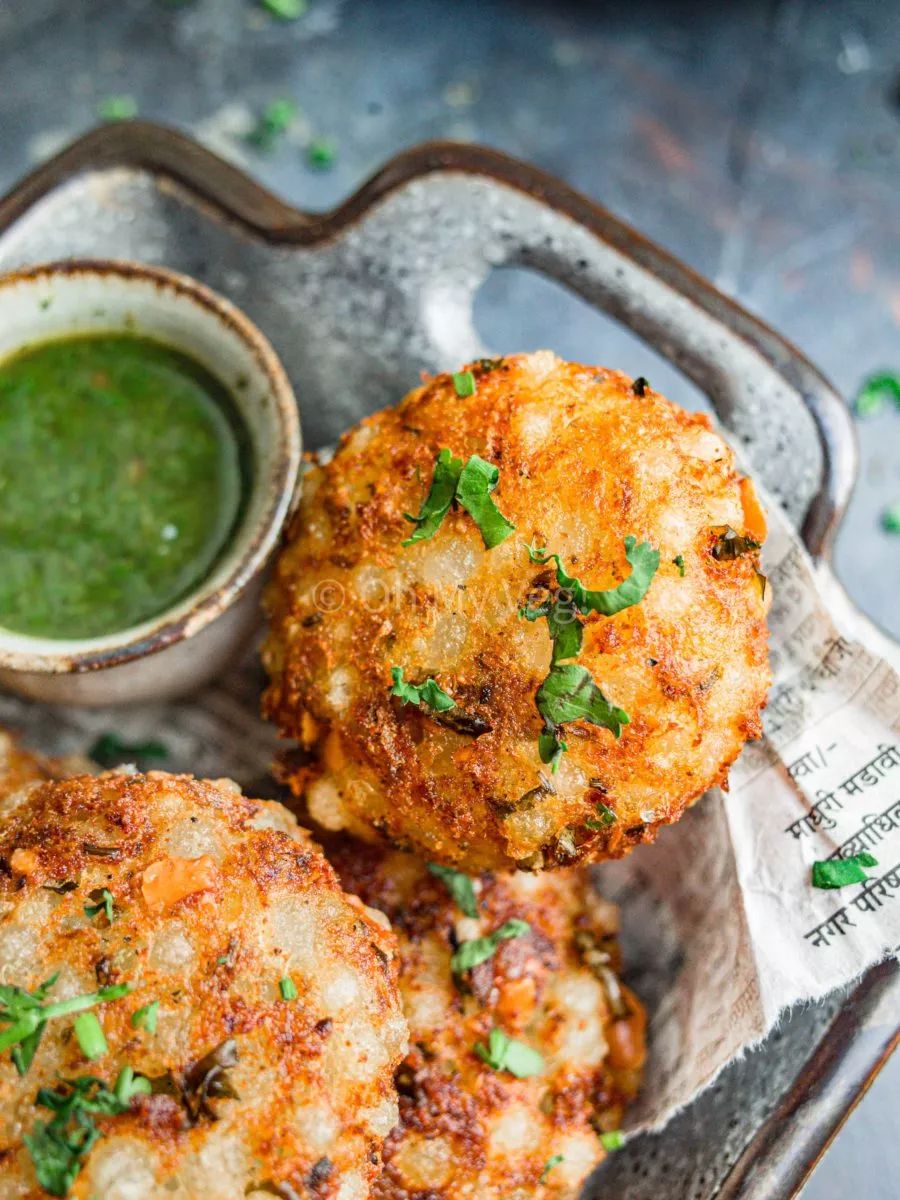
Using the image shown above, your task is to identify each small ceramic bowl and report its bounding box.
[0,260,301,706]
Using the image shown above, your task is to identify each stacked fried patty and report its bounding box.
[263,352,770,871]
[0,771,408,1200]
[328,842,645,1200]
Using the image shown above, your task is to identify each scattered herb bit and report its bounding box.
[24,1074,142,1196]
[451,918,531,974]
[474,1027,544,1078]
[600,1130,625,1151]
[306,136,336,169]
[82,843,121,859]
[477,357,505,372]
[812,853,878,890]
[585,801,617,830]
[520,591,583,665]
[402,448,463,545]
[537,664,629,772]
[0,981,129,1075]
[84,888,114,924]
[43,881,77,895]
[89,733,168,770]
[74,1012,107,1061]
[246,98,296,152]
[260,0,306,18]
[390,667,456,712]
[217,955,229,965]
[541,1154,564,1184]
[97,95,138,122]
[632,377,648,396]
[673,554,686,577]
[854,371,900,418]
[427,863,479,918]
[710,528,760,561]
[452,370,476,397]
[279,976,298,1001]
[881,503,900,534]
[132,1001,159,1034]
[402,449,514,548]
[524,536,660,618]
[455,455,516,548]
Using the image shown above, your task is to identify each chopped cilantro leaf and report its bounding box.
[73,1012,107,1061]
[812,853,878,890]
[600,1130,625,1151]
[452,370,476,397]
[260,0,306,18]
[537,664,629,739]
[474,1028,544,1078]
[881,504,900,535]
[97,95,138,122]
[585,801,617,830]
[524,536,659,617]
[854,371,900,418]
[0,981,129,1070]
[390,667,456,712]
[451,919,530,974]
[455,455,515,548]
[402,448,463,545]
[84,889,114,924]
[279,977,298,1001]
[132,1001,159,1034]
[307,136,336,169]
[427,863,479,918]
[710,528,760,561]
[247,98,296,152]
[674,554,686,576]
[541,1154,564,1183]
[89,733,168,770]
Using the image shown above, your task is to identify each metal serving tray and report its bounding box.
[0,123,896,1200]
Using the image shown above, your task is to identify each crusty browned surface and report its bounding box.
[0,772,408,1199]
[328,839,645,1200]
[263,351,771,871]
[0,731,89,803]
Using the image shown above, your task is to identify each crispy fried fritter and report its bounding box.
[0,772,408,1199]
[327,841,645,1200]
[263,352,771,871]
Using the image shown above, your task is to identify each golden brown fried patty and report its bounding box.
[328,841,645,1200]
[0,772,408,1199]
[263,352,771,871]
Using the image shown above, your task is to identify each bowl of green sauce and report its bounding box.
[0,260,301,705]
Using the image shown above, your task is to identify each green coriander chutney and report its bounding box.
[0,334,249,640]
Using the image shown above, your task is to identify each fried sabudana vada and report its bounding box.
[327,842,645,1200]
[263,352,770,872]
[0,772,407,1199]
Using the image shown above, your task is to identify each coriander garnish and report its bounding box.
[854,371,900,418]
[24,1072,149,1197]
[427,863,479,918]
[452,370,476,397]
[537,665,629,771]
[600,1130,625,1151]
[474,1028,544,1078]
[246,98,296,152]
[84,888,114,924]
[673,554,686,576]
[541,1154,564,1183]
[89,732,168,770]
[402,449,514,548]
[390,667,456,713]
[279,976,298,1001]
[523,537,660,618]
[73,1011,107,1061]
[710,528,760,561]
[97,95,138,122]
[585,801,617,830]
[260,0,306,18]
[132,1000,159,1033]
[812,853,878,890]
[881,504,900,535]
[451,919,530,974]
[0,980,130,1075]
[307,136,337,169]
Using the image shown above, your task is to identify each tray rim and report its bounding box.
[0,120,895,1200]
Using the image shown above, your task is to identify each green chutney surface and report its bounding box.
[0,334,248,640]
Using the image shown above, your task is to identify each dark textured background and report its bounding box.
[0,0,898,1193]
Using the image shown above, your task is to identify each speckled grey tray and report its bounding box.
[0,124,896,1200]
